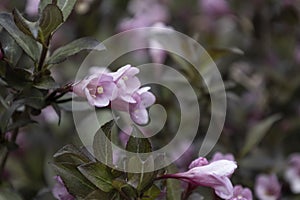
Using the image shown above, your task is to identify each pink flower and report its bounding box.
[255,174,281,200]
[188,157,209,169]
[199,0,230,18]
[25,0,40,16]
[118,0,169,31]
[129,87,156,125]
[73,73,117,107]
[161,159,237,199]
[284,153,300,193]
[230,185,253,200]
[211,152,235,162]
[110,65,141,103]
[111,86,156,125]
[52,176,75,200]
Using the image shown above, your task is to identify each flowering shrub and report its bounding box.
[0,0,299,200]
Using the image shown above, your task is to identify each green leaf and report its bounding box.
[78,162,114,192]
[125,127,155,193]
[52,163,97,199]
[39,0,52,13]
[46,37,105,65]
[39,0,77,21]
[126,127,152,154]
[54,144,93,165]
[7,118,35,132]
[166,164,182,200]
[93,120,114,166]
[0,100,24,133]
[4,67,33,89]
[142,185,161,200]
[57,0,77,21]
[0,13,40,61]
[112,179,137,198]
[33,75,58,89]
[240,114,281,157]
[0,30,23,66]
[21,88,45,110]
[38,4,63,45]
[84,190,111,200]
[127,156,155,193]
[12,9,37,39]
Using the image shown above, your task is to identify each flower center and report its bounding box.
[122,76,128,81]
[97,86,104,94]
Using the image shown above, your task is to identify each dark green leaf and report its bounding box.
[126,127,152,154]
[84,190,111,200]
[142,185,161,200]
[13,9,37,39]
[166,164,182,200]
[93,120,114,166]
[4,67,33,89]
[240,114,281,157]
[54,144,93,165]
[33,75,58,89]
[127,156,155,193]
[52,163,97,198]
[21,88,45,109]
[57,0,77,21]
[0,30,23,66]
[0,13,40,61]
[38,4,63,45]
[46,37,105,65]
[112,179,137,198]
[0,100,24,133]
[78,162,114,192]
[7,118,35,132]
[39,0,52,13]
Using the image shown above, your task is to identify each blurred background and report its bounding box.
[1,0,300,199]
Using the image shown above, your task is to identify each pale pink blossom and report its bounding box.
[200,0,230,18]
[110,65,141,103]
[52,176,75,200]
[229,185,253,200]
[161,159,237,199]
[118,0,169,31]
[129,87,156,125]
[25,0,40,16]
[255,174,281,200]
[111,86,156,125]
[284,153,300,193]
[73,73,117,107]
[188,157,209,169]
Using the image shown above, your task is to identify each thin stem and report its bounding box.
[37,45,48,72]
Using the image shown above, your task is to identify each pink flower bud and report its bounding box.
[161,159,237,199]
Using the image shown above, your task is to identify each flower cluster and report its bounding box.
[72,65,156,125]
